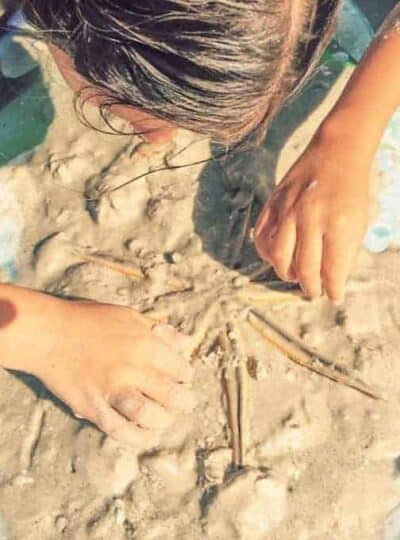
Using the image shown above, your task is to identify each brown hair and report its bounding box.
[19,0,342,147]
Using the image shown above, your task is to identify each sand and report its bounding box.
[0,16,400,540]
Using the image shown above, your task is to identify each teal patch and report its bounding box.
[0,24,55,167]
[0,68,55,166]
[0,26,54,280]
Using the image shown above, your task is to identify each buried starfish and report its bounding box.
[69,196,385,467]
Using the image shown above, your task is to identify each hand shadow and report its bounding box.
[8,369,95,436]
[193,55,347,272]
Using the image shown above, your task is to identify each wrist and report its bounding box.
[316,106,383,162]
[0,285,67,376]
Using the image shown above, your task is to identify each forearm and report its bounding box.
[0,283,63,374]
[322,4,400,155]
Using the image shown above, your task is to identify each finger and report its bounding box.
[272,181,304,218]
[287,260,297,282]
[255,200,273,238]
[110,389,174,431]
[255,184,302,262]
[133,337,193,383]
[151,324,192,355]
[264,216,297,281]
[109,309,193,381]
[254,189,283,246]
[126,366,196,412]
[254,207,279,262]
[91,394,159,447]
[321,231,355,304]
[295,217,323,299]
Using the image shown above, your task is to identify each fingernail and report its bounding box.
[300,285,311,298]
[302,289,322,301]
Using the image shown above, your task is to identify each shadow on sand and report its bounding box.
[193,59,347,272]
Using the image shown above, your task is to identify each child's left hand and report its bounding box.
[254,126,372,303]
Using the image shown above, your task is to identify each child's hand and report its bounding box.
[33,300,195,447]
[254,127,372,303]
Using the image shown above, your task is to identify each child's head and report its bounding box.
[21,0,341,147]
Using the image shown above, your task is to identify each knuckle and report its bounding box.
[331,212,349,229]
[113,391,146,420]
[130,337,169,367]
[301,185,319,202]
[297,203,318,224]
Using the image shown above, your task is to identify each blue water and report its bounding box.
[364,111,400,252]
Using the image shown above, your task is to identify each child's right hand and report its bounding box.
[254,120,372,303]
[31,300,195,447]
